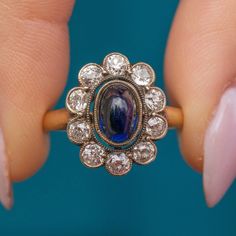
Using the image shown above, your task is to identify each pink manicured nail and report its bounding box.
[204,86,236,207]
[0,128,13,209]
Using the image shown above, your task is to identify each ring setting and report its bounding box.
[65,52,168,176]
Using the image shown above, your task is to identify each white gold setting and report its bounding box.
[132,141,157,165]
[78,63,103,87]
[146,116,168,140]
[66,87,88,115]
[103,52,130,76]
[67,119,91,144]
[80,142,106,168]
[131,62,155,86]
[66,52,168,176]
[105,153,132,176]
[145,87,166,112]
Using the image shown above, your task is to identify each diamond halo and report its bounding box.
[132,141,157,165]
[66,87,88,115]
[80,142,106,168]
[67,119,91,144]
[146,116,168,140]
[103,52,130,76]
[145,87,166,112]
[78,63,103,87]
[131,62,155,86]
[66,52,168,175]
[105,152,132,176]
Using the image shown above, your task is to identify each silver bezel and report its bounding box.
[78,63,104,87]
[105,152,133,176]
[146,115,168,140]
[80,141,106,168]
[67,117,91,145]
[131,62,156,86]
[65,87,88,116]
[145,87,166,113]
[132,140,157,165]
[103,52,131,76]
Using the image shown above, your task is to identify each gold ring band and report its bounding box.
[43,106,183,132]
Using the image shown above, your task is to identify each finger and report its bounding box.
[0,0,74,208]
[165,0,236,206]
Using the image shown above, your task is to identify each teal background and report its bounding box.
[1,0,236,235]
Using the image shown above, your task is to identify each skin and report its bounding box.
[1,0,236,182]
[0,0,74,181]
[165,0,236,172]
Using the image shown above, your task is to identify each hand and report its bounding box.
[1,0,236,209]
[165,0,236,207]
[0,0,75,208]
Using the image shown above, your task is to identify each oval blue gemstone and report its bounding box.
[97,82,139,144]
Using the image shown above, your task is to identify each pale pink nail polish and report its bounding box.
[204,86,236,207]
[0,128,13,209]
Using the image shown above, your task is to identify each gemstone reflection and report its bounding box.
[96,80,140,145]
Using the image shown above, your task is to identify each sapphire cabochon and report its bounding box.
[95,79,142,146]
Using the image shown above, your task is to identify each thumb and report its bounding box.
[165,0,236,207]
[0,0,74,209]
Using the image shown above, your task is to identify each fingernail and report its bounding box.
[0,128,13,209]
[204,86,236,207]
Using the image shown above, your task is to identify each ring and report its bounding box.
[43,52,183,176]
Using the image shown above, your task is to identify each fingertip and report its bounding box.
[175,105,204,173]
[165,0,236,174]
[1,0,75,23]
[0,1,75,204]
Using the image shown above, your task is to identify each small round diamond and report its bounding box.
[105,152,132,176]
[145,87,166,112]
[146,116,168,139]
[103,53,130,76]
[78,63,103,87]
[67,119,91,144]
[133,141,157,165]
[131,63,155,86]
[80,142,106,168]
[66,87,87,115]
